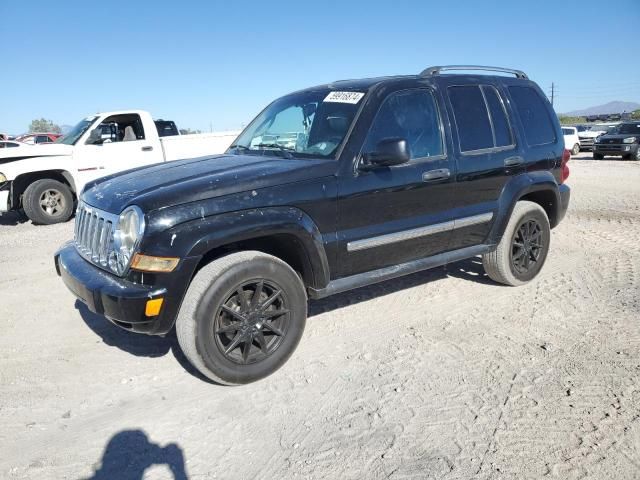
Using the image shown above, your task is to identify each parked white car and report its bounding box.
[576,123,619,151]
[562,127,580,155]
[0,110,240,224]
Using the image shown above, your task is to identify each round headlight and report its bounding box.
[118,207,143,253]
[0,173,6,182]
[108,206,145,275]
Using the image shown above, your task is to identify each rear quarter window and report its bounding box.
[509,86,557,146]
[448,85,494,152]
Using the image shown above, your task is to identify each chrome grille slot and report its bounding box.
[74,202,119,272]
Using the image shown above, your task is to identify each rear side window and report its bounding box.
[481,86,513,147]
[448,86,493,152]
[509,86,556,146]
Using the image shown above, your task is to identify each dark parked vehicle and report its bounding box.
[55,65,571,384]
[593,121,640,160]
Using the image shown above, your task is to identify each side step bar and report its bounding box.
[308,244,494,299]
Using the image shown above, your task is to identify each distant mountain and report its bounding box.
[564,101,640,116]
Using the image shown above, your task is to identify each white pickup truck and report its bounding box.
[0,110,239,224]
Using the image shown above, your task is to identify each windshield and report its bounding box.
[618,123,640,135]
[55,116,98,145]
[589,124,615,133]
[229,89,365,159]
[575,125,589,132]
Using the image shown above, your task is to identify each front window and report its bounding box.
[229,89,364,159]
[364,89,444,159]
[56,117,98,145]
[618,123,640,135]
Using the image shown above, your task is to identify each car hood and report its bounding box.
[82,153,336,213]
[578,131,602,138]
[0,143,73,163]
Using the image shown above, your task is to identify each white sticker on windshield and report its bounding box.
[324,91,365,104]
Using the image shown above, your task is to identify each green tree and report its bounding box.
[28,118,62,133]
[630,109,640,120]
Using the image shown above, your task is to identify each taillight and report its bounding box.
[560,148,570,183]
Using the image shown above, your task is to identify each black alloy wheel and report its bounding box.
[511,219,544,275]
[214,280,290,365]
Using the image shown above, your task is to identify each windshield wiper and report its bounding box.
[255,143,295,159]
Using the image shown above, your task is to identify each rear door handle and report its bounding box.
[141,146,153,152]
[504,156,524,167]
[422,168,450,182]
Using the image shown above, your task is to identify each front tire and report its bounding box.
[571,143,580,155]
[22,178,74,225]
[176,251,307,385]
[482,201,551,286]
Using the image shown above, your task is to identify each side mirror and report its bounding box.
[361,138,410,169]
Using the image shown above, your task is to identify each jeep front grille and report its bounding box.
[74,202,118,269]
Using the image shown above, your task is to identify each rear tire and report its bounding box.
[482,201,551,286]
[571,143,580,155]
[22,178,74,225]
[176,251,307,385]
[593,152,604,160]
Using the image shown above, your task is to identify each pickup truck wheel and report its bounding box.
[176,251,307,385]
[482,201,550,286]
[571,143,580,155]
[593,152,604,160]
[22,179,74,225]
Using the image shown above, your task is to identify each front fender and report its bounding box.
[141,206,331,289]
[488,171,561,244]
[0,154,72,180]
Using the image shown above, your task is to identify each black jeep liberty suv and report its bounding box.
[55,65,571,384]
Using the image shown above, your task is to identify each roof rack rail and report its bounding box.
[420,65,528,80]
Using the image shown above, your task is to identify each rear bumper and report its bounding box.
[55,242,198,335]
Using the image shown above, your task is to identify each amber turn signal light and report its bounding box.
[145,298,164,317]
[131,253,179,273]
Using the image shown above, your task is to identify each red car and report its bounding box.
[15,133,63,144]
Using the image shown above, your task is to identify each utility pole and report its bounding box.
[550,82,555,107]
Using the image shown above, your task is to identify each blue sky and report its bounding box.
[1,0,639,134]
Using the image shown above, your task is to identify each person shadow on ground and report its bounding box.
[83,429,188,480]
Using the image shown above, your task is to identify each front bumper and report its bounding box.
[0,181,10,212]
[593,143,638,157]
[55,242,199,335]
[578,138,595,150]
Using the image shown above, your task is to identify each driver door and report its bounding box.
[73,113,163,192]
[336,88,456,277]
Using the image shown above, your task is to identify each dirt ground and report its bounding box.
[1,153,639,480]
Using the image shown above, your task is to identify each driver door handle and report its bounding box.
[142,146,153,152]
[422,168,450,182]
[504,156,524,167]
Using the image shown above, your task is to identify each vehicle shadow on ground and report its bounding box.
[82,429,188,480]
[0,210,29,226]
[308,256,497,317]
[75,301,213,383]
